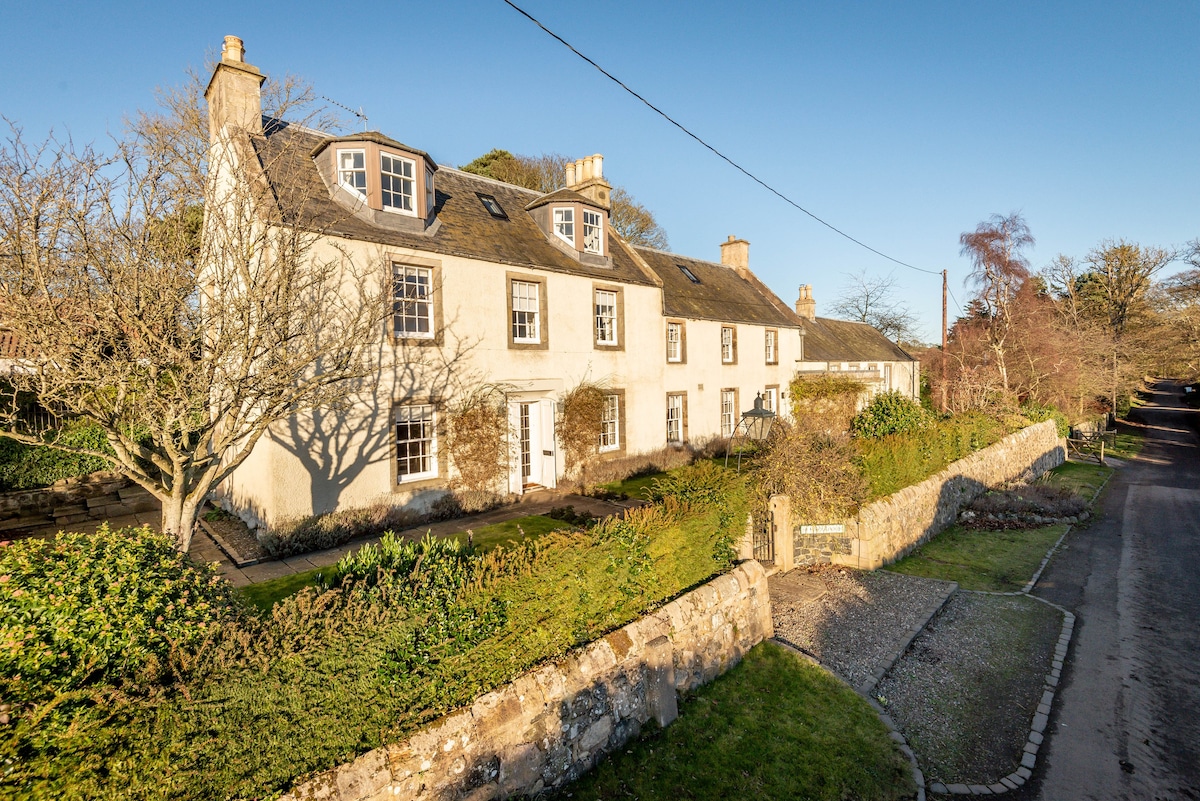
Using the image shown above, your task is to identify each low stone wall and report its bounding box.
[0,471,158,535]
[281,561,773,801]
[789,420,1065,570]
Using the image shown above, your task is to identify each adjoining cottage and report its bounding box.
[203,36,917,531]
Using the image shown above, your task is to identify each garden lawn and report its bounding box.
[1043,460,1111,501]
[599,469,667,500]
[555,641,914,801]
[239,514,569,610]
[884,524,1067,592]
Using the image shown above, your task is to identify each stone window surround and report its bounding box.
[666,319,687,364]
[507,272,550,351]
[389,255,444,346]
[598,388,627,457]
[593,283,625,351]
[720,387,740,438]
[765,328,778,364]
[666,391,688,445]
[390,395,449,492]
[721,325,738,365]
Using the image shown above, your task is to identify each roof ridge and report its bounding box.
[436,166,544,197]
[633,244,727,269]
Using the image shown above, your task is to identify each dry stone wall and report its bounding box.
[280,561,773,801]
[795,420,1065,570]
[0,472,157,535]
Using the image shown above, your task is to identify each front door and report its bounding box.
[508,398,558,494]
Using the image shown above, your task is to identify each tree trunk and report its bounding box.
[160,492,203,552]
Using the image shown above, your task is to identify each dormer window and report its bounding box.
[553,208,575,246]
[381,152,416,214]
[583,210,603,255]
[338,149,367,197]
[425,168,435,215]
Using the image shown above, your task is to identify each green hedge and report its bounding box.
[2,462,747,800]
[0,421,113,491]
[855,413,1011,499]
[851,391,932,439]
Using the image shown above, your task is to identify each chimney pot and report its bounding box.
[565,161,577,187]
[222,35,245,63]
[593,153,603,179]
[795,284,817,321]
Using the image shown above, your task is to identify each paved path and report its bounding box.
[1031,381,1200,800]
[202,493,636,587]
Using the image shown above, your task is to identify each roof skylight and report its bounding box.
[677,264,701,283]
[477,193,507,219]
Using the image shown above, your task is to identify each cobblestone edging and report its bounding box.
[922,471,1106,796]
[926,594,1075,796]
[857,578,958,697]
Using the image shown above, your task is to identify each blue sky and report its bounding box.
[3,1,1196,341]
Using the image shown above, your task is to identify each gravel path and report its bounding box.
[770,566,956,692]
[875,591,1062,787]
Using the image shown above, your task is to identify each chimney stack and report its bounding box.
[564,153,612,210]
[204,35,266,141]
[720,235,750,278]
[795,284,816,321]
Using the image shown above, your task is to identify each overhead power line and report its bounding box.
[501,0,942,277]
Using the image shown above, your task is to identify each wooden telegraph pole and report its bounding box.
[941,269,948,412]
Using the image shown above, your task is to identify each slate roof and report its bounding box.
[250,122,658,286]
[634,247,802,329]
[799,316,915,363]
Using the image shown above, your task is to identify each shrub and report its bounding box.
[753,421,868,522]
[260,503,423,558]
[0,525,236,702]
[558,382,607,484]
[851,391,931,438]
[855,413,1011,499]
[789,375,866,433]
[444,387,510,511]
[1019,404,1070,438]
[0,420,114,491]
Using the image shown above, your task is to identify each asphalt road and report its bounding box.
[1032,381,1200,800]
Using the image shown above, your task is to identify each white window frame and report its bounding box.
[337,149,367,198]
[720,390,736,437]
[595,289,617,345]
[667,394,684,444]
[511,280,541,344]
[721,327,734,363]
[599,394,620,452]
[425,167,435,215]
[763,387,777,414]
[666,322,682,363]
[765,330,777,364]
[396,404,437,482]
[553,207,575,247]
[582,210,603,255]
[393,264,433,339]
[380,152,416,215]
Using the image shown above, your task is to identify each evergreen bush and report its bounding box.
[851,391,932,438]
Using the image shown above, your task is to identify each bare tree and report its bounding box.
[829,269,919,343]
[0,77,387,550]
[460,149,669,248]
[959,212,1035,396]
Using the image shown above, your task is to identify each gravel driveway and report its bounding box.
[770,566,956,692]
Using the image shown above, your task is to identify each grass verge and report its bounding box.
[553,641,914,801]
[885,524,1067,592]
